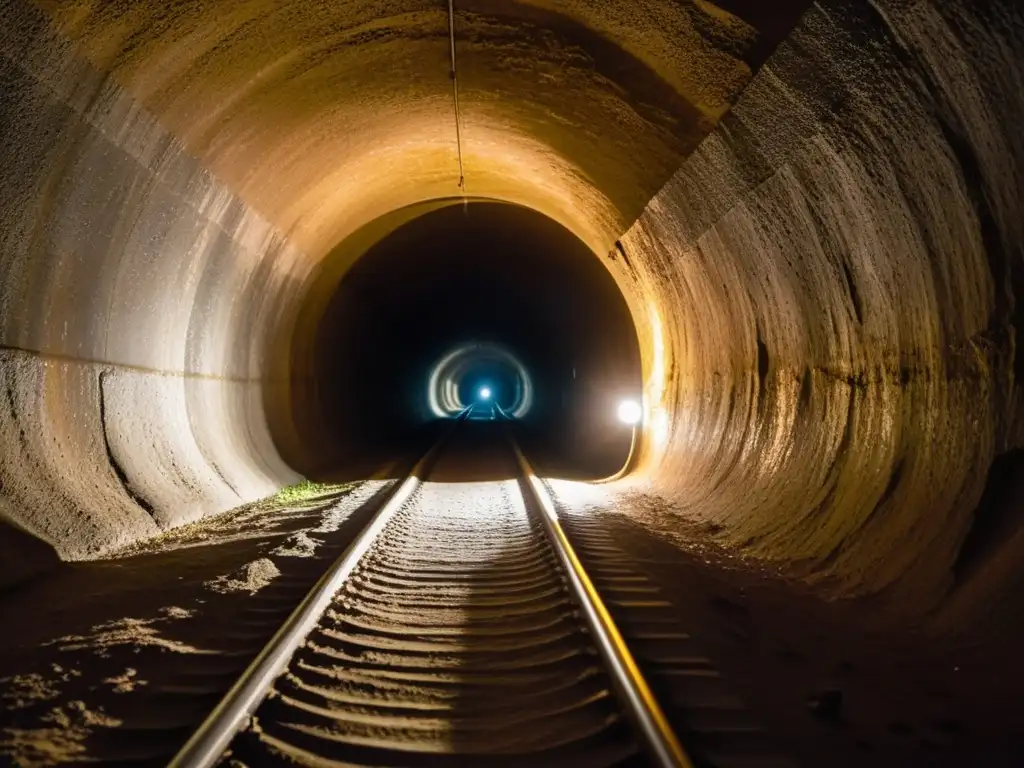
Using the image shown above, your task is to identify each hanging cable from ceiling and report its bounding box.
[447,0,467,195]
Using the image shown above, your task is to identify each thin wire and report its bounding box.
[447,0,466,192]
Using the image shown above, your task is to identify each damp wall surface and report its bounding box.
[0,1,305,575]
[618,0,1024,614]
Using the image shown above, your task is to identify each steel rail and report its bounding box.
[511,439,694,768]
[168,414,467,768]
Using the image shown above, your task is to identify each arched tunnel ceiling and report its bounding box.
[31,0,809,256]
[0,0,1022,635]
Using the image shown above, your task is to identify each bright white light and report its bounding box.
[617,399,642,425]
[427,343,532,418]
[479,387,492,400]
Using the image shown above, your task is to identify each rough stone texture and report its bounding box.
[0,0,304,570]
[25,0,808,257]
[0,0,803,575]
[616,0,1024,614]
[1,0,1021,630]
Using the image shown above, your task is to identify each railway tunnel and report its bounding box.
[0,0,1023,765]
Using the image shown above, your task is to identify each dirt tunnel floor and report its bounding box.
[0,478,1021,767]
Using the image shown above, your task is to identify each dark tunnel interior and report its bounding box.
[293,202,641,479]
[452,356,519,413]
[1,0,1024,764]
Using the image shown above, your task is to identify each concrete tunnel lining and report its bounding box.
[0,0,1021,630]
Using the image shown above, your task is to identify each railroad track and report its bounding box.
[170,416,792,768]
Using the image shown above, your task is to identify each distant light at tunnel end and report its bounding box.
[479,387,492,400]
[617,399,642,426]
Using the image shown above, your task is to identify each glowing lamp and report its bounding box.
[617,399,642,426]
[479,387,492,400]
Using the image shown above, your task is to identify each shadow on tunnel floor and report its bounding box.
[305,419,630,485]
[0,479,400,764]
[2,460,1023,766]
[545,488,1024,768]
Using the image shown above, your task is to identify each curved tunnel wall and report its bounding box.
[0,2,305,565]
[618,1,1024,612]
[0,0,1020,625]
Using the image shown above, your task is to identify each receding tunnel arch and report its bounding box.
[0,0,1021,638]
[428,343,532,419]
[277,201,642,479]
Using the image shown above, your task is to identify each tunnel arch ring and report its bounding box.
[428,343,532,418]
